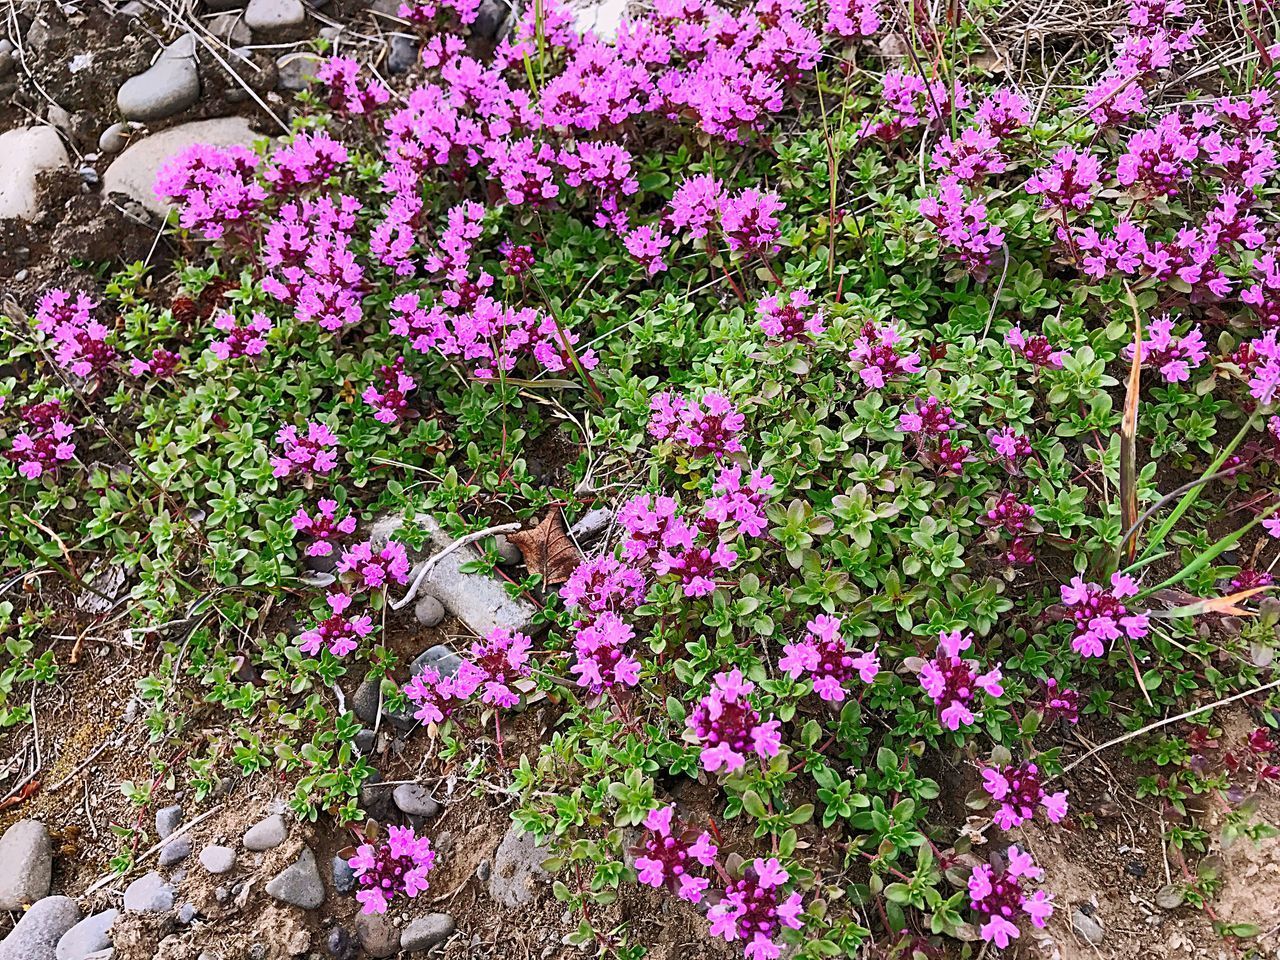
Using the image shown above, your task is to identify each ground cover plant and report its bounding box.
[4,0,1280,955]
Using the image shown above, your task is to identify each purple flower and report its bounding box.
[404,666,459,725]
[632,805,718,904]
[1060,573,1149,658]
[337,540,412,592]
[704,464,774,538]
[981,761,1069,829]
[452,627,533,709]
[1005,325,1067,368]
[6,400,76,480]
[918,630,1003,731]
[779,614,879,702]
[130,348,181,380]
[848,322,923,388]
[154,143,265,243]
[271,421,340,479]
[918,176,1005,281]
[721,188,784,255]
[648,391,745,459]
[298,593,374,657]
[348,826,435,915]
[292,498,358,557]
[687,669,782,773]
[756,289,824,343]
[968,846,1054,949]
[210,311,272,361]
[1025,147,1101,212]
[569,611,641,693]
[707,858,804,960]
[1126,315,1207,383]
[362,357,417,424]
[34,289,117,379]
[669,174,726,239]
[560,554,648,623]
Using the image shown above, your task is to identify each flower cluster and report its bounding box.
[981,761,1069,829]
[315,56,391,115]
[263,131,349,192]
[1006,325,1066,369]
[779,614,879,702]
[271,421,340,479]
[347,826,436,915]
[968,846,1054,949]
[919,630,1004,731]
[154,143,265,243]
[849,322,923,388]
[1039,678,1080,725]
[1059,573,1149,658]
[704,465,774,538]
[362,357,417,424]
[210,312,272,362]
[648,391,745,459]
[292,498,358,557]
[756,289,823,343]
[35,289,116,380]
[6,401,76,480]
[633,805,718,904]
[559,553,648,624]
[687,669,782,773]
[919,177,1005,280]
[337,539,412,591]
[1127,315,1207,383]
[569,611,640,693]
[452,627,533,708]
[707,858,804,960]
[130,348,181,380]
[298,593,374,657]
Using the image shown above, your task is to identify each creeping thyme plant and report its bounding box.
[6,0,1280,952]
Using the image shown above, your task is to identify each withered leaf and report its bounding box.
[507,509,581,584]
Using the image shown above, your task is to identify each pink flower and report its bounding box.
[918,630,1003,731]
[1025,147,1101,212]
[688,669,782,773]
[404,666,459,725]
[560,554,648,623]
[704,464,774,538]
[668,174,726,239]
[825,0,880,39]
[648,391,744,459]
[348,826,435,915]
[981,761,1069,829]
[292,499,358,557]
[1059,573,1149,658]
[1126,315,1207,383]
[848,322,922,389]
[779,614,879,702]
[721,188,784,255]
[452,627,533,709]
[6,400,76,480]
[316,56,391,115]
[154,143,265,243]
[34,289,117,379]
[337,540,412,591]
[968,846,1053,949]
[298,593,374,657]
[130,348,180,380]
[362,357,417,424]
[1005,325,1067,368]
[632,804,718,904]
[271,421,340,479]
[918,176,1005,281]
[569,611,641,693]
[210,311,272,361]
[756,289,824,343]
[707,858,804,960]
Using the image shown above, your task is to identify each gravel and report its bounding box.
[392,784,440,818]
[199,845,237,874]
[158,835,192,867]
[400,914,455,952]
[155,804,183,839]
[0,129,71,222]
[332,855,356,894]
[244,0,308,35]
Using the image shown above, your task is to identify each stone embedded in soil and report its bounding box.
[102,116,260,216]
[387,35,418,74]
[155,804,183,839]
[410,644,463,681]
[209,12,252,46]
[123,872,175,914]
[276,52,322,91]
[243,813,288,851]
[326,926,355,959]
[413,594,445,628]
[472,0,511,39]
[244,0,308,35]
[265,847,325,909]
[55,909,118,960]
[493,534,522,565]
[1071,907,1105,945]
[0,896,80,960]
[352,675,381,724]
[0,39,14,77]
[399,914,455,953]
[97,120,130,154]
[176,903,197,925]
[0,819,52,909]
[489,822,550,909]
[0,128,71,222]
[392,784,441,819]
[116,34,201,122]
[355,914,399,958]
[331,854,356,894]
[158,835,192,867]
[199,844,236,874]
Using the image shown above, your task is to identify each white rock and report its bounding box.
[102,117,260,215]
[0,128,70,221]
[244,0,307,35]
[116,34,201,122]
[569,0,628,41]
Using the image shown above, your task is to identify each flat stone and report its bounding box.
[400,914,454,953]
[244,0,307,35]
[413,594,444,628]
[158,835,192,867]
[0,896,80,960]
[392,784,440,818]
[243,813,287,851]
[265,847,324,909]
[489,823,549,909]
[102,117,259,216]
[0,819,52,909]
[410,644,463,680]
[55,909,118,960]
[332,855,355,894]
[156,804,183,839]
[123,872,174,913]
[276,52,321,91]
[0,129,70,222]
[1071,907,1105,945]
[415,519,538,637]
[199,844,236,874]
[387,35,417,74]
[208,12,252,46]
[117,34,200,121]
[355,914,399,958]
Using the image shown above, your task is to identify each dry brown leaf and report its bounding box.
[507,509,581,584]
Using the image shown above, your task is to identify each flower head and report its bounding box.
[778,614,879,702]
[707,858,805,960]
[688,669,782,773]
[968,846,1054,949]
[632,804,718,904]
[348,826,436,915]
[918,630,1003,731]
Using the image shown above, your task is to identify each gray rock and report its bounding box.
[0,129,71,222]
[156,804,184,839]
[413,595,445,628]
[387,35,418,74]
[472,0,513,38]
[332,854,356,894]
[265,847,324,909]
[46,105,74,138]
[119,1,147,17]
[243,814,287,851]
[572,0,626,40]
[0,819,52,909]
[176,903,197,925]
[352,676,381,724]
[489,823,549,909]
[123,872,175,914]
[0,896,80,960]
[1071,907,1105,945]
[208,12,253,46]
[159,835,192,867]
[492,534,522,565]
[276,52,321,91]
[244,0,307,35]
[79,951,113,960]
[400,914,454,953]
[355,914,399,958]
[103,117,259,216]
[326,927,354,959]
[410,644,463,680]
[54,909,117,960]
[392,784,440,819]
[199,844,236,874]
[0,39,14,78]
[475,859,491,882]
[117,34,200,122]
[354,729,376,753]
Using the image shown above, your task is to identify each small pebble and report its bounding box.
[158,835,192,867]
[243,813,287,851]
[200,844,236,874]
[393,783,440,818]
